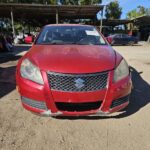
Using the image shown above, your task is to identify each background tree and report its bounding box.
[105,1,122,19]
[138,6,146,15]
[62,0,78,5]
[127,5,147,19]
[61,0,101,5]
[146,8,150,15]
[0,0,102,5]
[79,0,101,5]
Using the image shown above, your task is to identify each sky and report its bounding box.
[101,0,150,19]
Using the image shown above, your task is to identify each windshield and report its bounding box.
[36,25,107,45]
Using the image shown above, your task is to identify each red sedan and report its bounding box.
[16,24,132,116]
[24,36,33,44]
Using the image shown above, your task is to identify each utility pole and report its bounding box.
[56,9,59,24]
[11,8,15,38]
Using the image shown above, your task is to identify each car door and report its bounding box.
[125,35,132,44]
[121,34,128,45]
[113,34,122,44]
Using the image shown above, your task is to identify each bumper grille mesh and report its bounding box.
[110,95,129,108]
[21,96,48,110]
[47,72,108,92]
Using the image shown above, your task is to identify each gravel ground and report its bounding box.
[0,44,150,150]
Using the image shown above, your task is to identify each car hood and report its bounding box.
[27,45,116,73]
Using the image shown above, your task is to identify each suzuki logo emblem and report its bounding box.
[74,78,85,89]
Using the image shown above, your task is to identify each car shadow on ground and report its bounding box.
[0,55,21,64]
[0,45,30,98]
[56,67,150,120]
[0,66,16,98]
[0,45,30,63]
[13,45,31,53]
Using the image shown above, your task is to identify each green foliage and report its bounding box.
[62,0,78,5]
[49,0,57,4]
[105,1,122,19]
[49,0,101,5]
[146,8,150,15]
[127,6,147,19]
[15,22,24,31]
[80,0,101,5]
[0,0,101,5]
[0,0,52,4]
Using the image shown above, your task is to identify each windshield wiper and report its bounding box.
[37,42,65,45]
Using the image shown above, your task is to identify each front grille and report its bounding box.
[110,95,129,108]
[21,96,48,110]
[47,71,108,92]
[55,101,102,112]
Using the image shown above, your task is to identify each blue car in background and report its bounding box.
[106,34,138,45]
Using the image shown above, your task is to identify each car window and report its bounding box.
[115,34,121,38]
[122,34,129,38]
[36,26,107,45]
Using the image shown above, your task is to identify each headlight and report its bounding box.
[20,59,44,84]
[114,59,129,82]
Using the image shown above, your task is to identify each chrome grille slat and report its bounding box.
[47,71,108,92]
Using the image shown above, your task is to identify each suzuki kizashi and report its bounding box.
[16,24,132,116]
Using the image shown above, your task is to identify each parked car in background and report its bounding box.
[14,33,36,44]
[24,35,33,44]
[16,24,132,116]
[106,34,138,45]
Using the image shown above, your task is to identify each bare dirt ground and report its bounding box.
[0,44,150,150]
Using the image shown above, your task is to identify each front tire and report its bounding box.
[129,41,134,46]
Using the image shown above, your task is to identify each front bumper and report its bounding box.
[16,70,132,116]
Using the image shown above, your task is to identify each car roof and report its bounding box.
[45,24,93,27]
[110,33,127,37]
